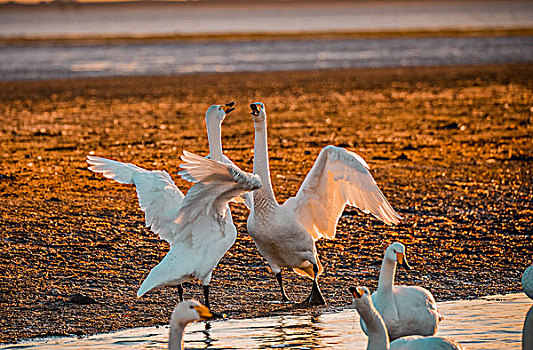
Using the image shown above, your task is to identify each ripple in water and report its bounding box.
[2,293,531,350]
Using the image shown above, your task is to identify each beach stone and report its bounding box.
[70,293,97,305]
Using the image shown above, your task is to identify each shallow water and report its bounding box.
[3,293,531,350]
[1,36,532,81]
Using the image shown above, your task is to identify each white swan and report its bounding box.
[169,300,214,350]
[349,286,463,350]
[137,150,261,307]
[87,103,240,307]
[361,242,441,340]
[522,265,533,350]
[246,102,401,304]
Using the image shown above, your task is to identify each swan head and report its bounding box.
[170,300,214,328]
[250,102,266,123]
[205,102,236,125]
[384,242,412,270]
[523,265,533,300]
[348,286,373,311]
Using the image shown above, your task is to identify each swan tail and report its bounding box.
[137,248,193,297]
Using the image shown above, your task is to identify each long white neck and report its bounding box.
[356,300,390,350]
[207,119,223,162]
[168,321,185,350]
[252,119,277,210]
[377,258,396,293]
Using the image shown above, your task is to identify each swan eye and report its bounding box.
[189,305,194,309]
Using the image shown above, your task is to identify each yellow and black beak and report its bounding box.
[396,252,412,270]
[348,286,364,299]
[250,103,262,116]
[193,305,214,320]
[222,101,236,114]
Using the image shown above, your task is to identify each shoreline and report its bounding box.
[0,63,531,343]
[1,28,532,46]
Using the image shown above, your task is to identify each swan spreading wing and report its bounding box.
[291,145,401,240]
[174,150,262,248]
[86,156,183,242]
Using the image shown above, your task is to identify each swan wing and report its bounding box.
[391,336,464,349]
[208,153,254,209]
[86,155,183,242]
[174,150,262,248]
[291,145,401,240]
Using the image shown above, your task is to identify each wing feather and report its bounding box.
[86,155,184,242]
[170,150,261,248]
[291,146,401,240]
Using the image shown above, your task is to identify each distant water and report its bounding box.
[1,36,532,81]
[1,293,531,350]
[1,1,533,38]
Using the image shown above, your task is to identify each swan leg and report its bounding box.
[304,264,326,306]
[177,284,184,302]
[276,272,292,302]
[203,285,210,309]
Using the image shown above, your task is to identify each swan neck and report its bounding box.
[252,120,276,206]
[207,119,223,162]
[168,321,185,350]
[378,258,396,292]
[357,301,390,350]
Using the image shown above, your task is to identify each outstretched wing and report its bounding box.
[289,145,401,240]
[169,150,261,247]
[86,156,184,242]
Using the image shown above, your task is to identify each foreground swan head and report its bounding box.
[250,102,266,123]
[523,265,533,300]
[169,300,214,350]
[384,242,411,270]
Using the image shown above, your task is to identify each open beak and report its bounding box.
[396,252,412,270]
[222,101,236,114]
[193,305,214,320]
[250,103,261,117]
[348,286,364,299]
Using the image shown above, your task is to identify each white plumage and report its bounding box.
[350,286,463,350]
[246,102,401,304]
[361,242,441,341]
[137,150,261,300]
[522,266,533,350]
[87,103,244,306]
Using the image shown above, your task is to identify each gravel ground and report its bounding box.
[0,64,531,343]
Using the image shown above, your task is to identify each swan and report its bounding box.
[169,300,214,350]
[360,242,441,340]
[349,286,463,350]
[87,102,240,307]
[523,265,533,350]
[137,150,261,309]
[246,102,401,305]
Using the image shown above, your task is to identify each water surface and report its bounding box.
[1,36,532,81]
[3,293,531,350]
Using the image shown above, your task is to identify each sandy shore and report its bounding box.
[0,64,531,343]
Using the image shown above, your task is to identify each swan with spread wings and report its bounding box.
[247,102,401,305]
[86,103,250,307]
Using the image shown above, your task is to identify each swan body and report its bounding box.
[87,103,242,306]
[350,286,463,350]
[169,300,213,350]
[523,266,533,350]
[361,242,441,340]
[247,102,401,304]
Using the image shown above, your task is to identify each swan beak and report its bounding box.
[250,103,261,116]
[348,286,364,299]
[193,305,214,320]
[396,252,412,270]
[222,101,236,114]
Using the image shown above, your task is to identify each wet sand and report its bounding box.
[0,64,531,343]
